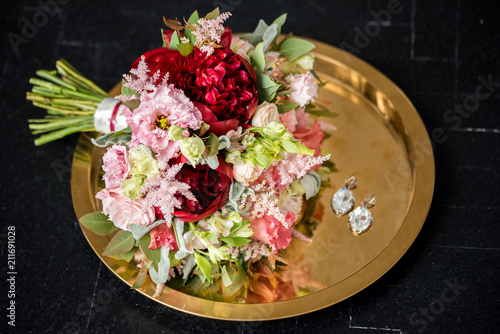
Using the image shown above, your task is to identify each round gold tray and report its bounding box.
[71,39,434,320]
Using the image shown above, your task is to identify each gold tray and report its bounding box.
[71,39,434,320]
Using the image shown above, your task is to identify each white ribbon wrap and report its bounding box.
[94,97,128,134]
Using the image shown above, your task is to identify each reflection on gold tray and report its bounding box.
[71,38,434,320]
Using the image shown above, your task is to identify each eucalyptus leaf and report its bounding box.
[131,265,148,289]
[182,254,196,279]
[262,24,278,51]
[80,211,115,236]
[280,38,315,61]
[194,251,211,281]
[240,33,263,46]
[123,99,140,111]
[206,155,219,170]
[103,230,135,256]
[205,7,220,20]
[169,31,180,50]
[205,132,219,156]
[129,220,167,240]
[220,237,251,247]
[221,265,232,287]
[276,100,299,113]
[138,233,161,265]
[177,42,194,56]
[253,19,269,35]
[272,13,287,39]
[305,109,339,118]
[251,42,265,71]
[91,131,131,147]
[256,73,280,102]
[121,247,137,262]
[149,246,171,285]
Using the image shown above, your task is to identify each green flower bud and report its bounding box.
[168,124,185,141]
[295,53,315,71]
[129,145,159,179]
[121,174,146,199]
[180,136,205,167]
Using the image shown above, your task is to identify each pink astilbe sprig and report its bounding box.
[115,56,169,103]
[291,228,312,244]
[192,11,231,55]
[140,164,197,224]
[229,240,271,261]
[259,154,331,192]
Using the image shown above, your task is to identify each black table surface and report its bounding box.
[1,1,499,333]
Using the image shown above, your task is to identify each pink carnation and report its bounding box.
[96,187,155,231]
[149,223,178,251]
[102,145,130,188]
[250,213,295,253]
[287,71,318,107]
[125,84,203,167]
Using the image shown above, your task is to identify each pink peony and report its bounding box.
[250,213,295,253]
[125,84,203,167]
[102,145,130,188]
[287,71,318,107]
[149,223,178,251]
[96,187,156,231]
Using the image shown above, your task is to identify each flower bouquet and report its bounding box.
[27,8,337,302]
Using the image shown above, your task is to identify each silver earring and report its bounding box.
[331,175,357,215]
[349,194,376,236]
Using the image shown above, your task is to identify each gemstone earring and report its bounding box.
[348,194,376,236]
[331,175,357,215]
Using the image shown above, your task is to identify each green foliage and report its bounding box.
[79,211,115,236]
[280,38,315,61]
[103,230,135,256]
[250,42,266,71]
[131,265,148,289]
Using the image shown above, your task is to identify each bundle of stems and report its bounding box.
[27,59,110,145]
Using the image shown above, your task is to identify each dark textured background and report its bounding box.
[1,0,499,333]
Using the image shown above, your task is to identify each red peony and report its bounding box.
[131,46,258,136]
[173,163,231,223]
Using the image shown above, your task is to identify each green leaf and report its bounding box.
[272,13,287,39]
[121,247,136,262]
[220,237,251,247]
[205,7,220,20]
[255,153,271,169]
[139,233,161,265]
[169,31,180,50]
[187,10,200,25]
[91,131,131,147]
[194,251,212,281]
[123,99,140,111]
[262,24,278,51]
[80,211,115,236]
[131,265,148,289]
[305,109,339,118]
[149,246,171,285]
[109,125,132,138]
[280,38,315,61]
[103,230,135,256]
[240,33,263,46]
[235,260,249,289]
[205,132,219,156]
[256,73,280,102]
[253,19,269,35]
[294,142,315,156]
[221,265,232,287]
[276,100,299,113]
[281,140,299,153]
[177,42,194,56]
[251,42,265,71]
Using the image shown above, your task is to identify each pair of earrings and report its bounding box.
[331,175,376,236]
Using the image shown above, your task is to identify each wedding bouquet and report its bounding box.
[27,8,336,302]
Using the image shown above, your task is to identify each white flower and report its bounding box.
[288,71,318,107]
[251,102,280,127]
[233,162,264,186]
[230,37,254,61]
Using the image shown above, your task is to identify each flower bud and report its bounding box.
[295,53,315,71]
[180,136,205,167]
[251,102,280,127]
[128,145,159,179]
[233,162,264,186]
[168,124,184,141]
